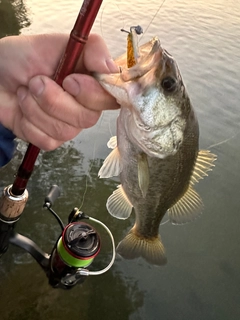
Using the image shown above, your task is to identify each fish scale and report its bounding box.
[96,27,216,266]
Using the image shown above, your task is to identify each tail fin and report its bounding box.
[116,229,167,266]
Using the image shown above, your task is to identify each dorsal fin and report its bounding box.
[106,185,133,220]
[168,186,203,225]
[190,150,216,185]
[168,150,216,225]
[98,136,122,178]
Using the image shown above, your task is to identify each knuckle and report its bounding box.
[40,81,65,115]
[51,120,79,142]
[42,139,60,151]
[19,94,37,119]
[77,110,101,129]
[51,120,65,139]
[44,93,60,115]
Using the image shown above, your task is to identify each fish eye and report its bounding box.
[161,77,176,92]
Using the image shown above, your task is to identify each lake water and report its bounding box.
[0,0,240,319]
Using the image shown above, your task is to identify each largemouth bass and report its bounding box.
[96,27,216,266]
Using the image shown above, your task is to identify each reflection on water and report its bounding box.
[0,259,145,320]
[0,0,30,38]
[0,0,240,319]
[0,143,144,320]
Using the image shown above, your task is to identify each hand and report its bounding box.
[0,33,119,150]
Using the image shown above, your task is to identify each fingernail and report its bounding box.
[17,86,28,102]
[29,76,45,97]
[63,77,80,96]
[106,58,119,73]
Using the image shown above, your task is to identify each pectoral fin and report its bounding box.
[98,136,122,178]
[106,185,133,220]
[138,153,149,198]
[168,186,203,224]
[190,150,216,185]
[107,136,117,149]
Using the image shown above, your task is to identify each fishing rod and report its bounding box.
[0,0,116,289]
[12,0,103,197]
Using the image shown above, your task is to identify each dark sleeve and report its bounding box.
[0,124,16,167]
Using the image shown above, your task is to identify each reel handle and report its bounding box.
[44,185,61,208]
